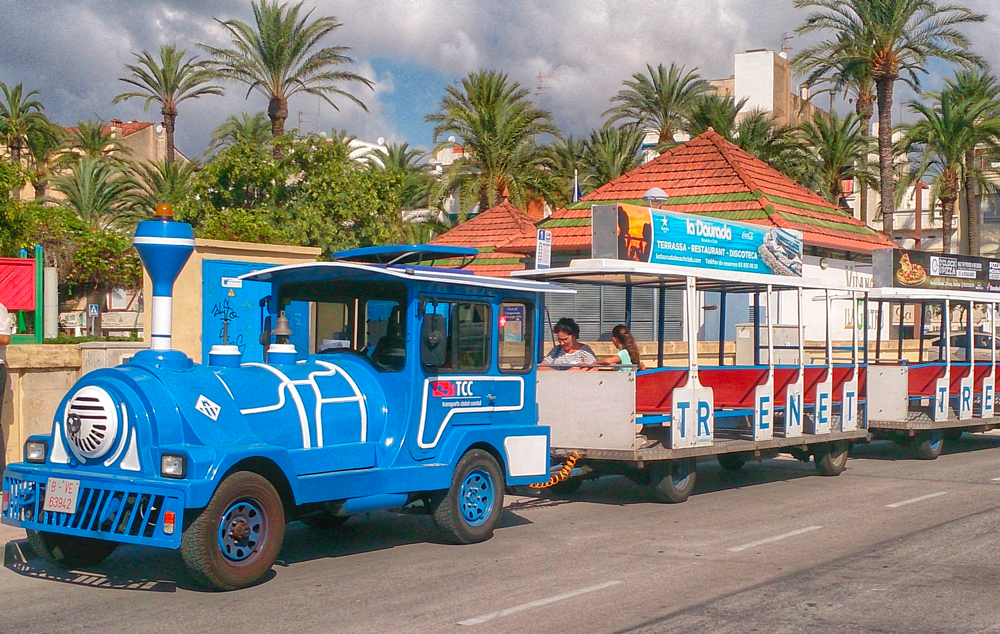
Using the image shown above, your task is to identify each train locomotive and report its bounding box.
[1,206,560,590]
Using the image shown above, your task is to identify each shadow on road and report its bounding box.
[3,504,536,593]
[851,432,1000,461]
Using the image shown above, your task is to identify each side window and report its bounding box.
[366,299,406,371]
[316,302,352,351]
[499,301,533,373]
[420,300,491,373]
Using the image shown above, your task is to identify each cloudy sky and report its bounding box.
[2,0,999,160]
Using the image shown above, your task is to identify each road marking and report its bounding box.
[991,477,1000,482]
[458,581,622,626]
[885,491,948,508]
[727,525,823,553]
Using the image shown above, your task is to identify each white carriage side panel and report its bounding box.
[959,376,974,421]
[753,382,774,441]
[981,377,995,419]
[807,380,833,434]
[934,378,950,423]
[537,371,636,450]
[693,386,714,447]
[867,366,909,422]
[784,379,804,437]
[842,379,859,432]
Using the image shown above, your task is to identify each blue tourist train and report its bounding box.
[1,206,561,590]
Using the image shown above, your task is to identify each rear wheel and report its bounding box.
[27,530,117,568]
[717,453,746,471]
[432,449,504,544]
[181,471,285,591]
[943,428,963,442]
[814,440,849,476]
[915,430,945,460]
[650,458,697,503]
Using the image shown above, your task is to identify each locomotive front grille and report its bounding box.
[3,475,179,543]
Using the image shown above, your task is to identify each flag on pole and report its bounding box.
[572,168,581,203]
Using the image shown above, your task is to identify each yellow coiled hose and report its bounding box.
[528,451,580,489]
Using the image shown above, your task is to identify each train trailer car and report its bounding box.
[867,286,1000,459]
[516,258,869,502]
[0,208,566,590]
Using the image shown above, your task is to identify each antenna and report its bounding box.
[535,72,552,105]
[781,33,794,56]
[297,110,312,133]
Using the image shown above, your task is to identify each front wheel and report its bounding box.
[27,530,117,568]
[181,471,285,591]
[915,430,944,460]
[717,453,746,471]
[814,440,849,476]
[650,458,697,503]
[432,449,504,544]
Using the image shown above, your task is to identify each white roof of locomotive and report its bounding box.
[239,261,575,294]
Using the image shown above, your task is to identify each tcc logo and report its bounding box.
[431,380,475,398]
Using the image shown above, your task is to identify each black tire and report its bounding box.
[814,440,849,476]
[717,453,746,471]
[546,477,583,495]
[432,449,504,545]
[300,511,349,530]
[181,471,285,591]
[915,430,945,460]
[943,428,963,442]
[27,530,117,568]
[649,458,697,503]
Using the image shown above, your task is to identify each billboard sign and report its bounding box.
[592,203,803,276]
[873,248,1000,293]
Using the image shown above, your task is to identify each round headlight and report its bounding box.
[63,385,120,461]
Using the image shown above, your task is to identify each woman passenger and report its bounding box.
[597,324,645,371]
[541,318,597,370]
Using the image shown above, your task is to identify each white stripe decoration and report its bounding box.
[132,236,196,246]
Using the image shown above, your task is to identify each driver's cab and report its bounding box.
[280,278,410,372]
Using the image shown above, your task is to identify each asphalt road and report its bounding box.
[5,433,1000,634]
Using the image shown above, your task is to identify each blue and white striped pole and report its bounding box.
[133,204,195,351]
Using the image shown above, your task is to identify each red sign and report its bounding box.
[431,381,455,397]
[0,258,36,311]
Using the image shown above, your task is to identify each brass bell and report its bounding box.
[272,310,294,342]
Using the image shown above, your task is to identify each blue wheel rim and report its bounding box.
[217,499,267,562]
[928,430,943,453]
[459,468,495,527]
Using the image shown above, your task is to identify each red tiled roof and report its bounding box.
[429,199,537,275]
[503,129,895,254]
[64,120,154,137]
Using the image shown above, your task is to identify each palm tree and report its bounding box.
[582,125,644,189]
[795,53,876,222]
[798,110,874,206]
[113,44,223,164]
[373,142,432,211]
[425,70,560,212]
[546,135,590,206]
[901,91,1000,253]
[207,111,271,155]
[685,93,749,140]
[25,118,64,199]
[604,63,710,149]
[201,0,373,149]
[62,120,132,165]
[129,160,200,222]
[795,0,986,237]
[0,82,47,164]
[49,157,136,231]
[734,109,809,182]
[942,69,1000,255]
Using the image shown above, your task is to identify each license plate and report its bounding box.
[43,478,81,514]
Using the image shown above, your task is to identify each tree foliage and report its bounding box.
[604,63,710,149]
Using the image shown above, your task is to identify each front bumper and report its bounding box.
[2,466,185,549]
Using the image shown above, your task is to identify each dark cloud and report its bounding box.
[1,0,997,158]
